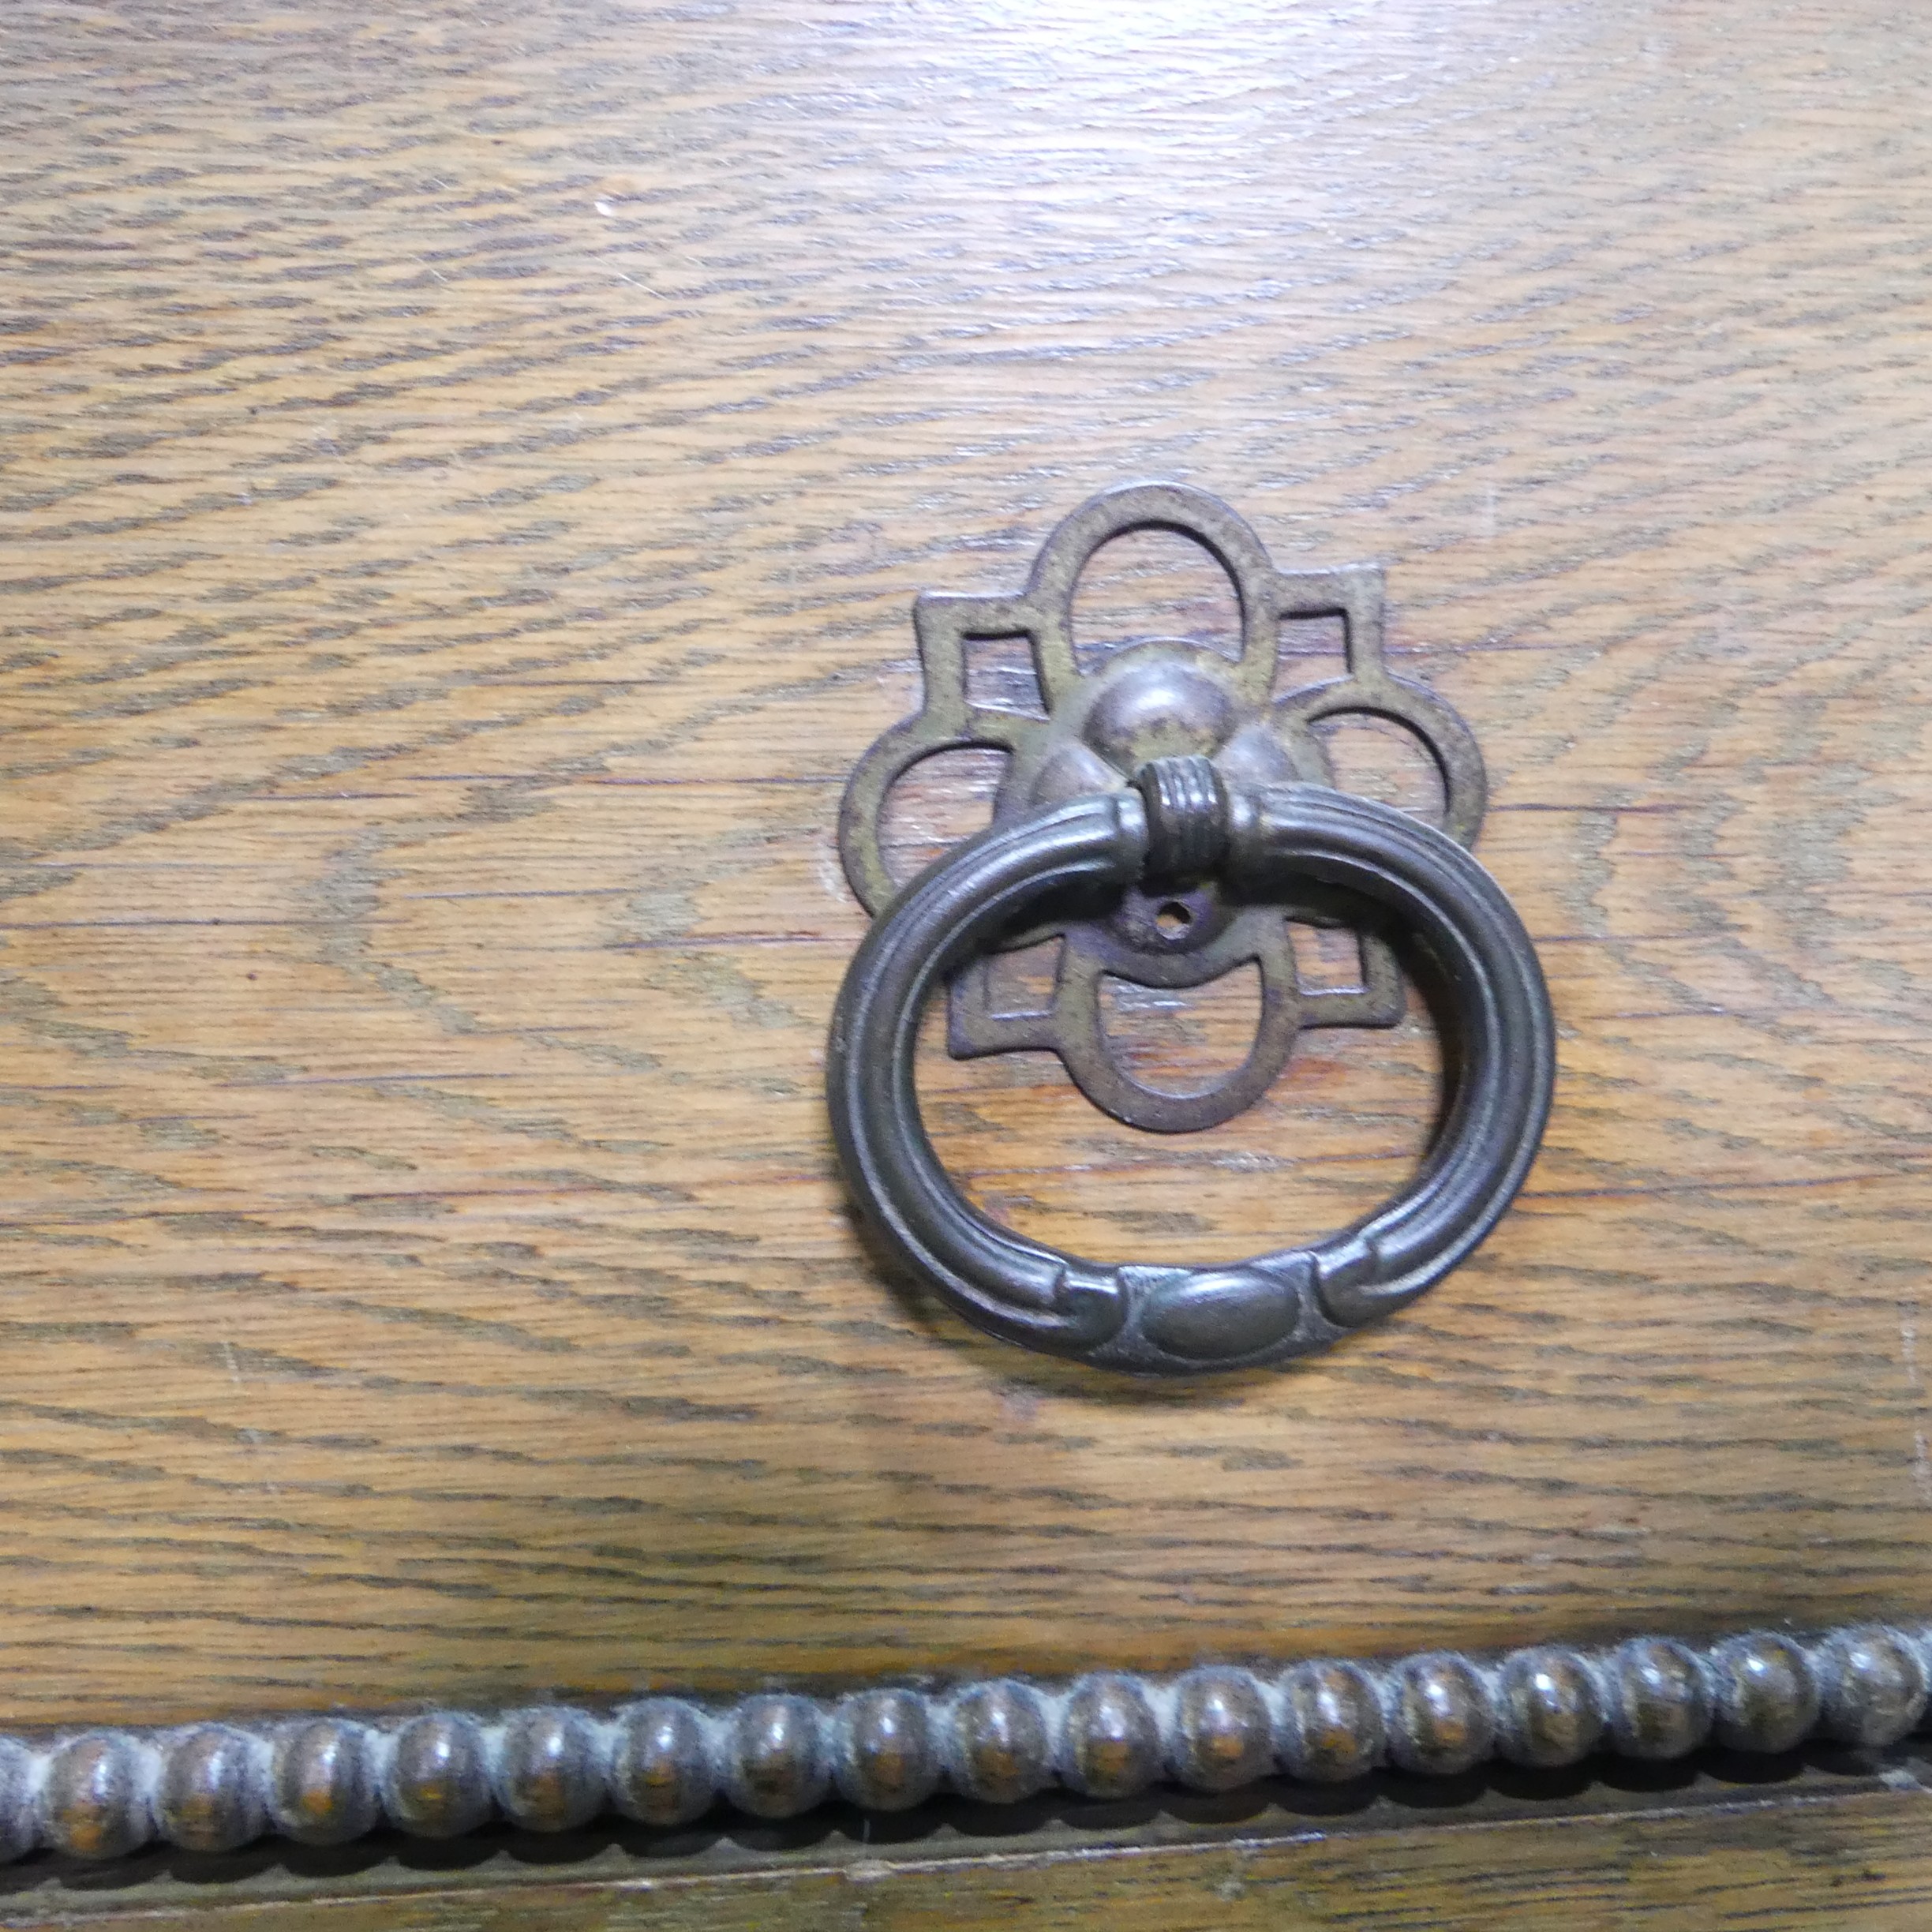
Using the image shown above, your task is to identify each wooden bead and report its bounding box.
[1058,1672,1162,1800]
[945,1680,1053,1804]
[1496,1648,1606,1769]
[493,1706,607,1833]
[609,1698,716,1828]
[1167,1666,1273,1792]
[1709,1632,1821,1754]
[1814,1626,1931,1748]
[1387,1653,1496,1777]
[1275,1660,1386,1783]
[721,1694,829,1820]
[1603,1637,1713,1761]
[0,1740,36,1865]
[41,1732,155,1860]
[266,1718,381,1847]
[834,1689,941,1812]
[155,1724,265,1854]
[384,1713,493,1839]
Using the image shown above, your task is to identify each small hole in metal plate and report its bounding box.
[1155,900,1193,938]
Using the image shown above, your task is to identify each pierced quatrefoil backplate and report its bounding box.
[837,483,1488,1133]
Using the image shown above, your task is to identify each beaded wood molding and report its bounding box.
[6,1621,1930,1863]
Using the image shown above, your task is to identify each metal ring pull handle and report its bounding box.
[827,755,1555,1376]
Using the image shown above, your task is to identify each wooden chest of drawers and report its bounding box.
[4,0,1930,1923]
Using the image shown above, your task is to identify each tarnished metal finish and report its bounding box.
[1275,1660,1387,1784]
[265,1717,382,1847]
[1603,1635,1717,1762]
[1058,1672,1164,1799]
[839,482,1488,1132]
[833,1689,943,1812]
[152,1724,265,1855]
[829,488,1543,1369]
[38,1732,155,1861]
[1385,1653,1497,1777]
[608,1698,714,1827]
[826,754,1554,1375]
[3,1621,1924,1860]
[1816,1626,1932,1747]
[1166,1666,1274,1792]
[1709,1632,1823,1754]
[721,1694,830,1821]
[945,1679,1055,1805]
[492,1706,607,1833]
[1495,1647,1608,1769]
[383,1711,493,1840]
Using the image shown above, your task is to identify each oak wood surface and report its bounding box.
[2,0,1932,1734]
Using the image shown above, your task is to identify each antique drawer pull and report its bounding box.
[827,752,1554,1375]
[829,485,1552,1374]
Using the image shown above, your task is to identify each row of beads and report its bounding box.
[9,1624,1928,1860]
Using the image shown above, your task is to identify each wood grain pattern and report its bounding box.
[3,0,1932,1731]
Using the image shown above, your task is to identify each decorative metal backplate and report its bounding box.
[839,484,1487,1131]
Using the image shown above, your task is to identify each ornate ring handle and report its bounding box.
[826,755,1555,1376]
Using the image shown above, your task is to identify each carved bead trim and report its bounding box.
[11,1623,1930,1862]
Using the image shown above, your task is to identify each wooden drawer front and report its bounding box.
[2,0,1930,1919]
